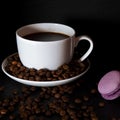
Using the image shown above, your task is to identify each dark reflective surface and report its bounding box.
[1,0,120,119]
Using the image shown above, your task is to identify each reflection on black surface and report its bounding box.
[0,65,120,119]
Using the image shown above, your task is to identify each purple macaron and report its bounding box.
[98,70,120,100]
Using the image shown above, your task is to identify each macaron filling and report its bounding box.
[101,87,120,100]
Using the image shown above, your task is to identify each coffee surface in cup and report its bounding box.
[23,32,69,41]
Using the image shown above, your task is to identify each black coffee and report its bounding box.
[23,32,69,41]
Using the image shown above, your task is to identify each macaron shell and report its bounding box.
[98,70,120,95]
[101,84,120,100]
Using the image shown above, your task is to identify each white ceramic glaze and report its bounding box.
[1,53,90,87]
[16,23,93,70]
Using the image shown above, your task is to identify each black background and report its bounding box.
[1,0,120,69]
[1,0,120,119]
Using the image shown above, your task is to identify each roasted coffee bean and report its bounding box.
[0,82,107,120]
[98,101,105,107]
[45,110,52,116]
[60,110,66,116]
[54,93,61,99]
[5,53,87,81]
[0,86,5,92]
[9,114,16,120]
[61,96,69,102]
[74,98,82,104]
[1,55,112,120]
[90,88,97,94]
[83,95,89,101]
[0,109,7,115]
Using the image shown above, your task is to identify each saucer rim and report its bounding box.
[1,52,90,87]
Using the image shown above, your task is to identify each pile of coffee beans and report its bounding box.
[0,80,106,120]
[1,52,119,119]
[5,53,88,81]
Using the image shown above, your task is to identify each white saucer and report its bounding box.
[1,53,90,87]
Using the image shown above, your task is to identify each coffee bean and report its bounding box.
[0,82,106,119]
[60,110,66,116]
[5,53,87,82]
[0,86,4,92]
[61,96,69,102]
[1,52,111,119]
[98,102,105,107]
[9,114,16,120]
[54,93,61,99]
[0,109,7,115]
[83,95,89,101]
[74,98,82,104]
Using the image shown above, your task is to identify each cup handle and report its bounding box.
[75,35,93,62]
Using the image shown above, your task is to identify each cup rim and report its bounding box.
[16,22,75,42]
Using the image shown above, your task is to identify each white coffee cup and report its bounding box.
[16,23,93,70]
